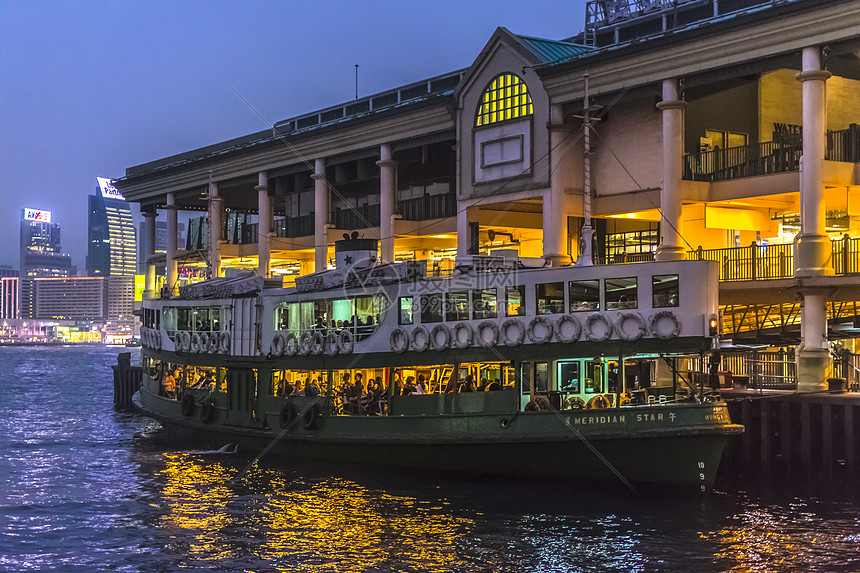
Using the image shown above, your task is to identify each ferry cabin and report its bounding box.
[138,256,720,424]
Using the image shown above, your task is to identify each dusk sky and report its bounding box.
[0,1,585,271]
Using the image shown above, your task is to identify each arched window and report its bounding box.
[475,73,534,127]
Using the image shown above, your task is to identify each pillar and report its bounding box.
[377,143,398,263]
[795,46,833,392]
[456,204,475,257]
[208,181,222,279]
[165,192,178,297]
[256,171,271,278]
[545,104,573,266]
[312,158,330,272]
[655,78,687,261]
[142,211,157,298]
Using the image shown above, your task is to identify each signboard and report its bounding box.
[23,208,51,223]
[97,177,125,200]
[134,274,145,302]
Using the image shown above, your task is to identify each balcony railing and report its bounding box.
[683,127,860,183]
[333,204,380,230]
[274,214,315,239]
[398,193,457,221]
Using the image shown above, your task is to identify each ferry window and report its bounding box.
[558,361,580,393]
[535,362,548,393]
[355,296,382,329]
[210,308,220,332]
[652,274,679,308]
[584,360,603,394]
[569,280,599,312]
[472,288,497,319]
[445,291,470,321]
[605,277,637,310]
[332,298,354,327]
[505,285,526,316]
[275,303,289,331]
[420,294,443,323]
[520,362,531,395]
[177,308,190,331]
[536,282,564,314]
[399,297,414,325]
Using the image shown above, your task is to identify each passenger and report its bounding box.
[292,380,304,395]
[403,376,416,396]
[415,375,427,395]
[459,374,475,393]
[337,320,344,329]
[305,378,320,397]
[162,370,177,398]
[282,380,294,396]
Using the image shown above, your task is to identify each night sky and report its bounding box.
[0,1,585,271]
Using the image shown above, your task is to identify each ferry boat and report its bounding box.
[134,235,742,491]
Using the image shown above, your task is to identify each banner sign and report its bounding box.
[97,177,125,200]
[23,208,51,222]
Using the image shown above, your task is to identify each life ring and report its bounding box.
[310,332,325,355]
[219,332,231,354]
[155,330,163,351]
[564,396,586,410]
[476,321,499,347]
[501,318,525,346]
[555,314,581,343]
[199,332,210,353]
[451,322,473,349]
[650,310,682,339]
[410,325,429,352]
[180,393,195,417]
[616,312,647,341]
[524,400,543,412]
[337,329,354,354]
[618,395,631,406]
[175,331,186,352]
[585,313,612,342]
[279,401,297,429]
[390,328,409,354]
[284,332,299,356]
[527,316,554,344]
[199,399,216,423]
[298,332,313,356]
[207,333,218,353]
[272,332,287,357]
[430,324,451,351]
[190,333,202,353]
[140,328,149,348]
[302,404,320,430]
[325,331,340,357]
[587,395,612,409]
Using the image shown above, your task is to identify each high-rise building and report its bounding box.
[88,178,136,277]
[33,277,106,320]
[1,277,18,320]
[19,208,72,318]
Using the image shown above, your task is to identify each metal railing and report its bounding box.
[398,193,457,221]
[333,204,380,230]
[273,214,315,239]
[683,127,860,183]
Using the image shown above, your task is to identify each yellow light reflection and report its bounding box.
[157,455,476,571]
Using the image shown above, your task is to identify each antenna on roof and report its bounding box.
[355,64,359,100]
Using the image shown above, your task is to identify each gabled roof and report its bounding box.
[514,34,593,65]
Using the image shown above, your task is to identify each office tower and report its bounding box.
[87,178,136,277]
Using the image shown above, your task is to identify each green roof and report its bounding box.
[515,34,593,64]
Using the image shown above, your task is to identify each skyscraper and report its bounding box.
[19,208,72,318]
[87,178,136,277]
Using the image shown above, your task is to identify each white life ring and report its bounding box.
[219,332,231,354]
[325,331,340,357]
[650,310,682,339]
[337,329,354,354]
[616,312,647,341]
[140,328,149,348]
[190,332,202,353]
[174,331,183,351]
[153,329,162,351]
[200,332,210,353]
[451,322,473,349]
[272,332,286,357]
[207,332,218,353]
[527,316,554,344]
[390,328,409,354]
[555,314,581,343]
[284,332,298,356]
[585,313,612,342]
[501,318,525,346]
[430,324,451,351]
[181,331,192,352]
[476,320,499,347]
[410,325,429,352]
[310,331,325,355]
[298,331,313,356]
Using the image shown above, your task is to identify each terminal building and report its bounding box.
[114,0,860,390]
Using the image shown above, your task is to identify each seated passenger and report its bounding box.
[415,375,427,395]
[403,376,416,396]
[292,380,304,395]
[459,374,475,393]
[305,379,320,397]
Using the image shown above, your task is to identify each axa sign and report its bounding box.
[23,208,51,223]
[97,177,125,200]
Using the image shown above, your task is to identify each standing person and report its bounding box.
[162,369,177,398]
[415,374,427,395]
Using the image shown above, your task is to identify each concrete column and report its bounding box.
[545,104,573,266]
[142,211,157,298]
[208,181,222,279]
[165,192,178,297]
[377,143,398,263]
[312,158,330,272]
[655,78,687,261]
[456,204,474,257]
[256,171,271,278]
[795,46,833,392]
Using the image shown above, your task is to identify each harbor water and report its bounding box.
[2,346,859,572]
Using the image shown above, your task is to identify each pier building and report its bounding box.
[114,0,860,391]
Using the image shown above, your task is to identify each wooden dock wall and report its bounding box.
[113,353,142,411]
[722,392,860,489]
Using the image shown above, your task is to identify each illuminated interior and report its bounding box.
[475,73,533,127]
